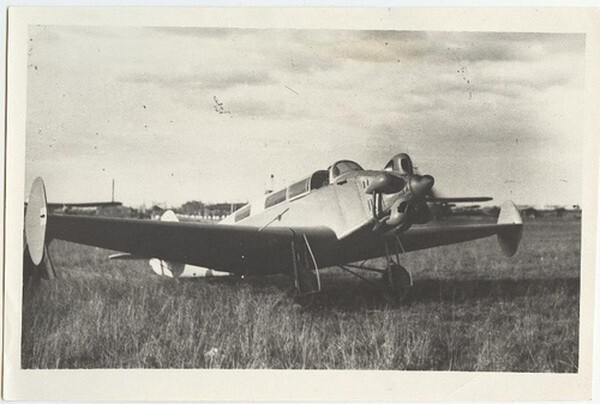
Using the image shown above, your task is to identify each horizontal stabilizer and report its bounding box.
[48,201,123,208]
[426,196,493,203]
[108,252,148,260]
[147,210,232,278]
[25,201,122,208]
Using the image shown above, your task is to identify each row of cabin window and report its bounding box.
[265,178,310,209]
[234,178,311,222]
[234,205,251,222]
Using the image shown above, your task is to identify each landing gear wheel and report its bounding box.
[382,264,412,299]
[293,292,318,308]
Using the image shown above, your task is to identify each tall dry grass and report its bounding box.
[21,217,580,371]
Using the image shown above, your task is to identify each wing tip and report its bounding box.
[498,200,523,225]
[497,200,523,256]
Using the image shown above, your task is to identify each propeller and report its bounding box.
[385,174,434,226]
[375,152,492,228]
[408,174,434,199]
[366,173,434,198]
[365,172,406,195]
[369,154,437,231]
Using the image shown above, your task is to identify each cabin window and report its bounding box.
[310,170,329,190]
[265,189,286,209]
[288,178,309,199]
[234,205,251,222]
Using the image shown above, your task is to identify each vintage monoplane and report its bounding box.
[24,153,523,295]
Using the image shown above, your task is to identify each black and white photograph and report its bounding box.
[3,6,599,402]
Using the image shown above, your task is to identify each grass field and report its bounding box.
[21,216,580,371]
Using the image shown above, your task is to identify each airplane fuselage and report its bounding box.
[222,155,433,239]
[155,155,435,278]
[221,170,379,238]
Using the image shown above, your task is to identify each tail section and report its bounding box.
[24,177,57,284]
[496,201,523,256]
[25,177,48,266]
[149,210,231,278]
[24,179,231,282]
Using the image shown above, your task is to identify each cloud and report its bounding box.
[121,70,274,90]
[333,30,430,63]
[150,26,234,38]
[25,26,585,206]
[328,30,585,65]
[427,32,585,63]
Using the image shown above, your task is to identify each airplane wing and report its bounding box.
[401,199,522,256]
[398,222,521,256]
[25,178,521,280]
[335,200,523,265]
[24,177,339,276]
[39,212,521,275]
[44,214,337,276]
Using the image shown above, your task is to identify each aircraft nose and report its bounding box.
[409,174,435,198]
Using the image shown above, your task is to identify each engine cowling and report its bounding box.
[365,172,406,194]
[371,155,435,233]
[386,199,409,227]
[384,153,414,176]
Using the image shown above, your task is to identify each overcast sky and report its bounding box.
[25,26,585,207]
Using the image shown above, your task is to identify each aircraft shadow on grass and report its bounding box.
[228,274,581,311]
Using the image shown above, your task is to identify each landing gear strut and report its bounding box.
[381,236,413,297]
[290,233,321,296]
[338,235,413,299]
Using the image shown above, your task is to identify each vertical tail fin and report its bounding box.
[24,177,56,286]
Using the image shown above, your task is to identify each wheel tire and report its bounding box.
[383,264,412,298]
[294,292,318,308]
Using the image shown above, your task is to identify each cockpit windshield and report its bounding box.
[330,160,364,179]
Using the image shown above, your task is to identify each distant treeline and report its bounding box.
[66,200,581,221]
[449,205,581,219]
[89,200,246,220]
[175,200,246,218]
